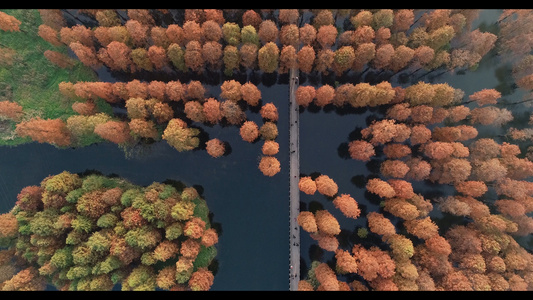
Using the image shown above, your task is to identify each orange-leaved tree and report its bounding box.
[15,118,71,147]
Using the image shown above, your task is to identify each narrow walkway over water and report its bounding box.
[289,67,300,291]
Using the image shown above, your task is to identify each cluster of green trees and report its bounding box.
[0,171,218,291]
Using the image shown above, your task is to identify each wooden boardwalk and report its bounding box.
[288,67,300,291]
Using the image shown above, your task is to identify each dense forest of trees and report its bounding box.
[0,8,532,291]
[0,171,218,291]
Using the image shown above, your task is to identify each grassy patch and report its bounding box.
[0,9,109,146]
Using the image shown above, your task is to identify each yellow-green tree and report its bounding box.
[162,118,200,152]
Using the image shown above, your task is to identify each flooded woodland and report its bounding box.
[0,9,533,291]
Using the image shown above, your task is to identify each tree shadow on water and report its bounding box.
[261,72,278,87]
[337,142,350,160]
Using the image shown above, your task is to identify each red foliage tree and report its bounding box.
[297,211,318,233]
[408,124,431,145]
[348,140,375,161]
[387,179,415,199]
[124,19,149,47]
[367,212,396,237]
[185,81,205,101]
[64,24,95,48]
[468,88,501,106]
[182,20,203,44]
[279,9,299,25]
[315,175,338,197]
[258,156,281,177]
[242,10,262,30]
[297,45,316,73]
[280,24,299,47]
[184,101,206,123]
[205,138,225,158]
[383,197,420,221]
[129,119,158,139]
[299,176,317,195]
[471,158,508,182]
[315,209,341,236]
[315,48,334,75]
[296,85,315,107]
[299,24,317,46]
[203,98,222,124]
[470,106,513,126]
[2,267,46,291]
[393,9,415,32]
[221,100,245,125]
[380,159,410,178]
[454,181,488,198]
[333,194,361,219]
[44,50,76,69]
[431,158,472,184]
[148,45,168,70]
[15,185,43,212]
[352,43,376,72]
[188,268,214,291]
[316,25,337,48]
[258,20,278,45]
[239,43,257,69]
[0,100,23,121]
[279,45,297,74]
[372,44,394,70]
[351,244,380,283]
[366,178,395,198]
[383,143,411,159]
[239,120,259,143]
[94,120,131,144]
[404,217,439,240]
[98,41,132,71]
[314,84,335,107]
[69,42,101,69]
[361,119,411,146]
[314,262,339,291]
[202,41,223,70]
[220,80,242,102]
[335,249,358,275]
[38,24,62,46]
[262,140,279,156]
[386,103,411,123]
[15,118,71,147]
[166,24,184,46]
[38,9,65,31]
[184,41,204,74]
[260,103,278,121]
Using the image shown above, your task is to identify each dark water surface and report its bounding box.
[1,9,532,291]
[0,82,290,291]
[297,8,533,280]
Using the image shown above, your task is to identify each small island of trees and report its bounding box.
[0,171,218,291]
[0,8,532,291]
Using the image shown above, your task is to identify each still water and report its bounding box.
[297,8,533,282]
[0,81,290,291]
[0,9,531,291]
